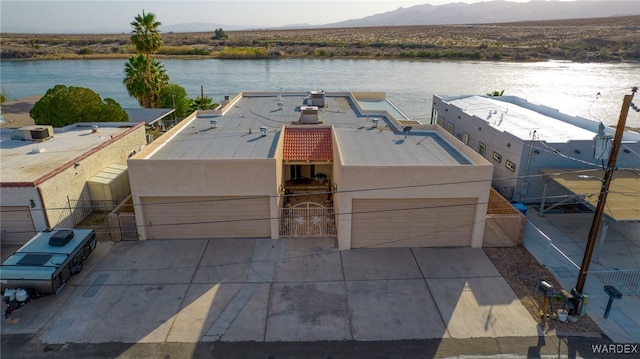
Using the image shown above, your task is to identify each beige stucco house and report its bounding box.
[0,123,147,245]
[128,92,494,250]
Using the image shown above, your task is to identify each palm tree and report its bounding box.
[124,55,169,108]
[187,95,219,112]
[125,11,167,108]
[130,10,162,57]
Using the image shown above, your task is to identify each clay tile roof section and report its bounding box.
[283,127,333,161]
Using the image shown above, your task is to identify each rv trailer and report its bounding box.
[1,228,96,303]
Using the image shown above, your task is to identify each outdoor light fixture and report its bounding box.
[371,118,379,127]
[74,163,80,169]
[260,126,268,137]
[29,199,36,208]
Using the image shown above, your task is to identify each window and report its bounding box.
[506,160,516,172]
[478,142,486,157]
[462,132,469,145]
[437,117,445,127]
[291,165,302,179]
[447,122,454,134]
[493,151,502,163]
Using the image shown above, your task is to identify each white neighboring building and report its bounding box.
[1,123,146,245]
[431,95,640,203]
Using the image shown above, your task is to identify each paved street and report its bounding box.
[2,333,624,359]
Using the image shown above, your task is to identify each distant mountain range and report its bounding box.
[165,1,640,32]
[4,1,638,33]
[323,0,640,28]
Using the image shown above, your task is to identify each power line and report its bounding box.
[0,192,592,237]
[0,168,610,214]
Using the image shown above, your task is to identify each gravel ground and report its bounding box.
[484,246,605,338]
[0,96,39,128]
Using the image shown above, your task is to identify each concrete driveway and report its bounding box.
[2,238,538,344]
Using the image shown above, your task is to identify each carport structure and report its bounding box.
[538,168,640,261]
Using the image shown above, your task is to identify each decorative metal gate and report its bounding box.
[280,202,336,237]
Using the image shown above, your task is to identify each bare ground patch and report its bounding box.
[2,16,639,62]
[484,246,605,338]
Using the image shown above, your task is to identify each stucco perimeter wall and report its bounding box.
[333,163,493,250]
[351,92,386,101]
[128,158,279,240]
[484,188,527,247]
[32,124,146,229]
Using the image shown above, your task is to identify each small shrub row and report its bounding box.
[158,46,211,56]
[398,50,482,59]
[216,47,268,59]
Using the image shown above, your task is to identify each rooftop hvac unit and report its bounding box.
[310,91,326,107]
[299,106,320,124]
[30,127,51,140]
[10,125,54,142]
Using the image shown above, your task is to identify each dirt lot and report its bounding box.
[0,96,39,129]
[485,246,604,337]
[2,15,639,62]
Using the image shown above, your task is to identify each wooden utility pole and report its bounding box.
[575,87,637,294]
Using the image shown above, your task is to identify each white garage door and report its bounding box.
[141,196,270,239]
[0,207,37,245]
[351,198,476,248]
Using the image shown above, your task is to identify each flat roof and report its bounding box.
[1,123,139,184]
[539,168,640,222]
[336,128,471,166]
[442,95,597,142]
[150,92,474,166]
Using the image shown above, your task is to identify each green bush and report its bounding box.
[30,85,128,127]
[212,28,228,40]
[159,83,190,118]
[186,48,210,55]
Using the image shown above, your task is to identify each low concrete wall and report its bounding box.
[484,188,527,247]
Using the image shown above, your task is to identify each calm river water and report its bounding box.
[1,59,639,127]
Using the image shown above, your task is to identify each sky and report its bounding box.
[1,0,538,33]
